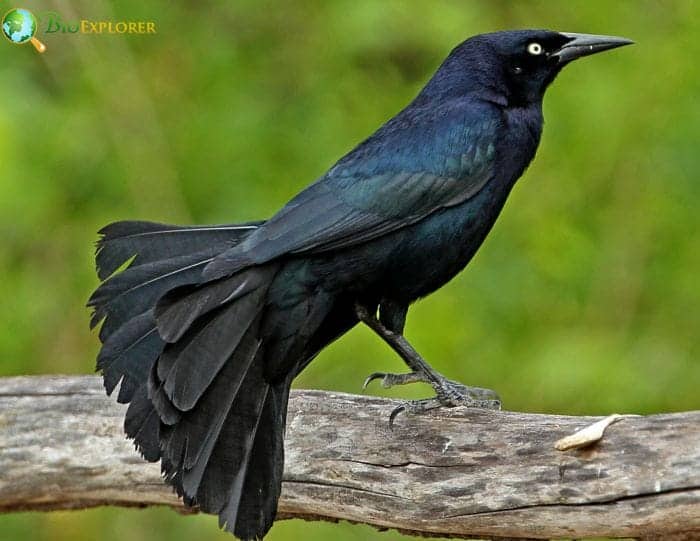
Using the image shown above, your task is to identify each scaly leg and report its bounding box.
[355,301,501,426]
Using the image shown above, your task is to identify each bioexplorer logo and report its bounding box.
[2,8,157,53]
[2,8,46,52]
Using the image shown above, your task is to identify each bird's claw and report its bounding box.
[387,398,442,429]
[363,372,386,389]
[362,369,501,427]
[386,382,502,429]
[362,370,427,389]
[388,392,501,429]
[388,404,406,429]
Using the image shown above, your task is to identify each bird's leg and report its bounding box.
[355,302,501,425]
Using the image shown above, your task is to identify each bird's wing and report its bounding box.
[204,100,500,279]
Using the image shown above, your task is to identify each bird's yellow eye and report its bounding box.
[527,42,543,55]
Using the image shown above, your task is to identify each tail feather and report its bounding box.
[149,357,183,426]
[89,219,296,540]
[156,316,271,508]
[97,310,163,400]
[89,220,263,341]
[158,292,264,412]
[154,267,271,344]
[182,337,262,475]
[124,384,161,462]
[153,274,289,540]
[90,220,260,399]
[151,304,265,469]
[233,380,290,539]
[96,220,262,280]
[216,384,270,530]
[178,353,267,504]
[147,308,235,427]
[88,252,215,340]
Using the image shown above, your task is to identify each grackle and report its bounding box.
[88,30,632,540]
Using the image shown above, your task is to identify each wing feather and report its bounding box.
[203,101,500,279]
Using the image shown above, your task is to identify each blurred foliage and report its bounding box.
[0,0,698,540]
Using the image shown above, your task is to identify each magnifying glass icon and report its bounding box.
[2,8,47,53]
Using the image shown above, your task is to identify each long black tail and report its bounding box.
[88,220,288,539]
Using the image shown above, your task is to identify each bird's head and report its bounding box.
[422,30,633,107]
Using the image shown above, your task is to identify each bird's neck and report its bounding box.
[497,102,544,185]
[504,102,543,146]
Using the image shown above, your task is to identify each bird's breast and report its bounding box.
[376,117,544,301]
[371,175,515,301]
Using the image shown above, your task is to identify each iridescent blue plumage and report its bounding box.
[88,29,633,540]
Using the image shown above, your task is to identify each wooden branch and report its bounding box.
[0,376,698,540]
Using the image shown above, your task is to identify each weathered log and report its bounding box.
[0,375,698,540]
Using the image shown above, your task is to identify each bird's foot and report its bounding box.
[433,378,502,409]
[364,370,501,428]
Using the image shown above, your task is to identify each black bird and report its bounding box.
[88,30,632,540]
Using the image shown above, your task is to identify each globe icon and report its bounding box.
[2,8,37,44]
[2,8,45,52]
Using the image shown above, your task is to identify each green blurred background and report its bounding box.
[1,0,698,539]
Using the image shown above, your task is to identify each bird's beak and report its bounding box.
[553,33,634,65]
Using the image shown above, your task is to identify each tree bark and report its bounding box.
[0,375,698,540]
